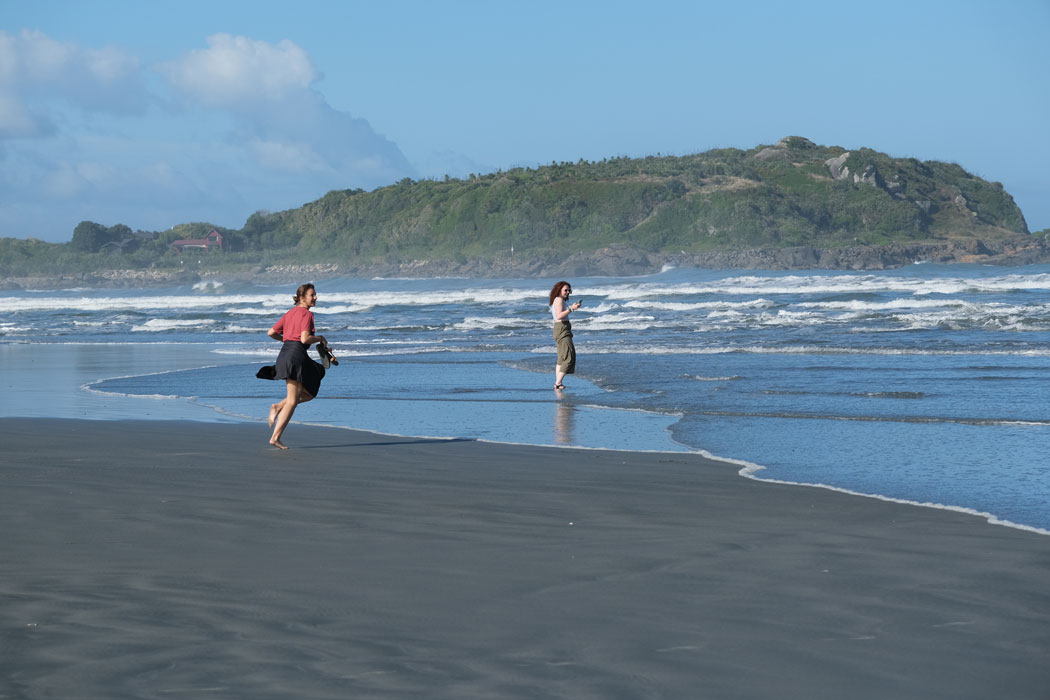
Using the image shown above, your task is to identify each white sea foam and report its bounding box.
[329,288,541,306]
[221,325,268,333]
[721,310,826,327]
[211,344,450,358]
[575,312,658,331]
[528,343,1050,357]
[582,302,618,313]
[8,271,1050,316]
[0,293,290,313]
[350,324,444,332]
[211,347,282,359]
[583,272,1050,299]
[625,299,777,311]
[451,316,542,331]
[796,298,970,311]
[0,287,550,314]
[353,339,446,345]
[219,307,277,316]
[313,304,375,314]
[132,318,218,332]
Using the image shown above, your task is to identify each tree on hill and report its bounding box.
[70,221,138,253]
[70,221,110,252]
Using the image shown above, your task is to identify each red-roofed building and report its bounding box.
[172,230,226,252]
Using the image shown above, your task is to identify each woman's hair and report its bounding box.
[293,283,315,305]
[548,281,570,306]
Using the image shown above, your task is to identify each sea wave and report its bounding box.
[529,343,1050,357]
[697,409,1050,427]
[132,318,219,332]
[451,316,543,331]
[584,273,1050,299]
[625,299,777,311]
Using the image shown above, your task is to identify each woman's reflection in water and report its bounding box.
[554,388,575,445]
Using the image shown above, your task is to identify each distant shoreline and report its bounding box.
[4,234,1050,289]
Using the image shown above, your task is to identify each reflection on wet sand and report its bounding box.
[554,389,575,444]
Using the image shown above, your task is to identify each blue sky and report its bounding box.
[2,0,1048,242]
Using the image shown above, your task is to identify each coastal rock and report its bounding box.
[754,147,787,161]
[854,164,882,187]
[825,152,883,189]
[0,269,200,289]
[7,236,1050,288]
[825,152,851,180]
[659,235,1048,273]
[776,136,817,149]
[561,244,656,276]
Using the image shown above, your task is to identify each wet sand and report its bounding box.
[1,418,1048,699]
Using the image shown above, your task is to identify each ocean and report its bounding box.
[2,264,1049,533]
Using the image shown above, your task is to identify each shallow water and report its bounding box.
[3,264,1050,531]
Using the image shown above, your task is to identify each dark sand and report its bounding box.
[1,419,1048,699]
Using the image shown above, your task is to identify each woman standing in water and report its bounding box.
[266,283,335,449]
[549,280,581,389]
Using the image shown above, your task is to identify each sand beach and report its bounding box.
[2,418,1048,699]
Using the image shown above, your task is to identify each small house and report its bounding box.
[172,230,226,253]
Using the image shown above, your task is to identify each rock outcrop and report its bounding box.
[321,235,1050,279]
[6,236,1050,288]
[825,152,883,188]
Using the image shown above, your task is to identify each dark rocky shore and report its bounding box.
[4,235,1050,289]
[326,234,1050,279]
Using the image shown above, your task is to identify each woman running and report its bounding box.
[266,283,335,448]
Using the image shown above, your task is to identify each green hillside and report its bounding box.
[237,135,1028,263]
[0,136,1033,280]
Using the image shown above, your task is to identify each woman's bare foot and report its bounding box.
[268,403,280,428]
[269,438,288,449]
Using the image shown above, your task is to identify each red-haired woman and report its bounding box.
[549,280,581,389]
[265,283,335,448]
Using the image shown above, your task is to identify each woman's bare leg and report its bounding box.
[554,365,566,389]
[270,380,307,448]
[268,400,284,428]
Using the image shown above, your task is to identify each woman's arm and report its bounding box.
[552,298,579,321]
[268,327,283,341]
[300,330,327,347]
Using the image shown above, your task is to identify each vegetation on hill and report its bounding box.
[0,136,1031,277]
[237,136,1027,264]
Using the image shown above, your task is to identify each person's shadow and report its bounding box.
[554,389,575,445]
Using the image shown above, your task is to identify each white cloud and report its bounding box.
[159,33,318,108]
[159,35,415,186]
[0,31,417,240]
[0,90,50,138]
[22,149,209,209]
[0,29,72,85]
[0,29,145,125]
[249,139,332,173]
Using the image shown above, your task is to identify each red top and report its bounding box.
[271,306,315,344]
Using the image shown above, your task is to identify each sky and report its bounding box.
[2,0,1048,243]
